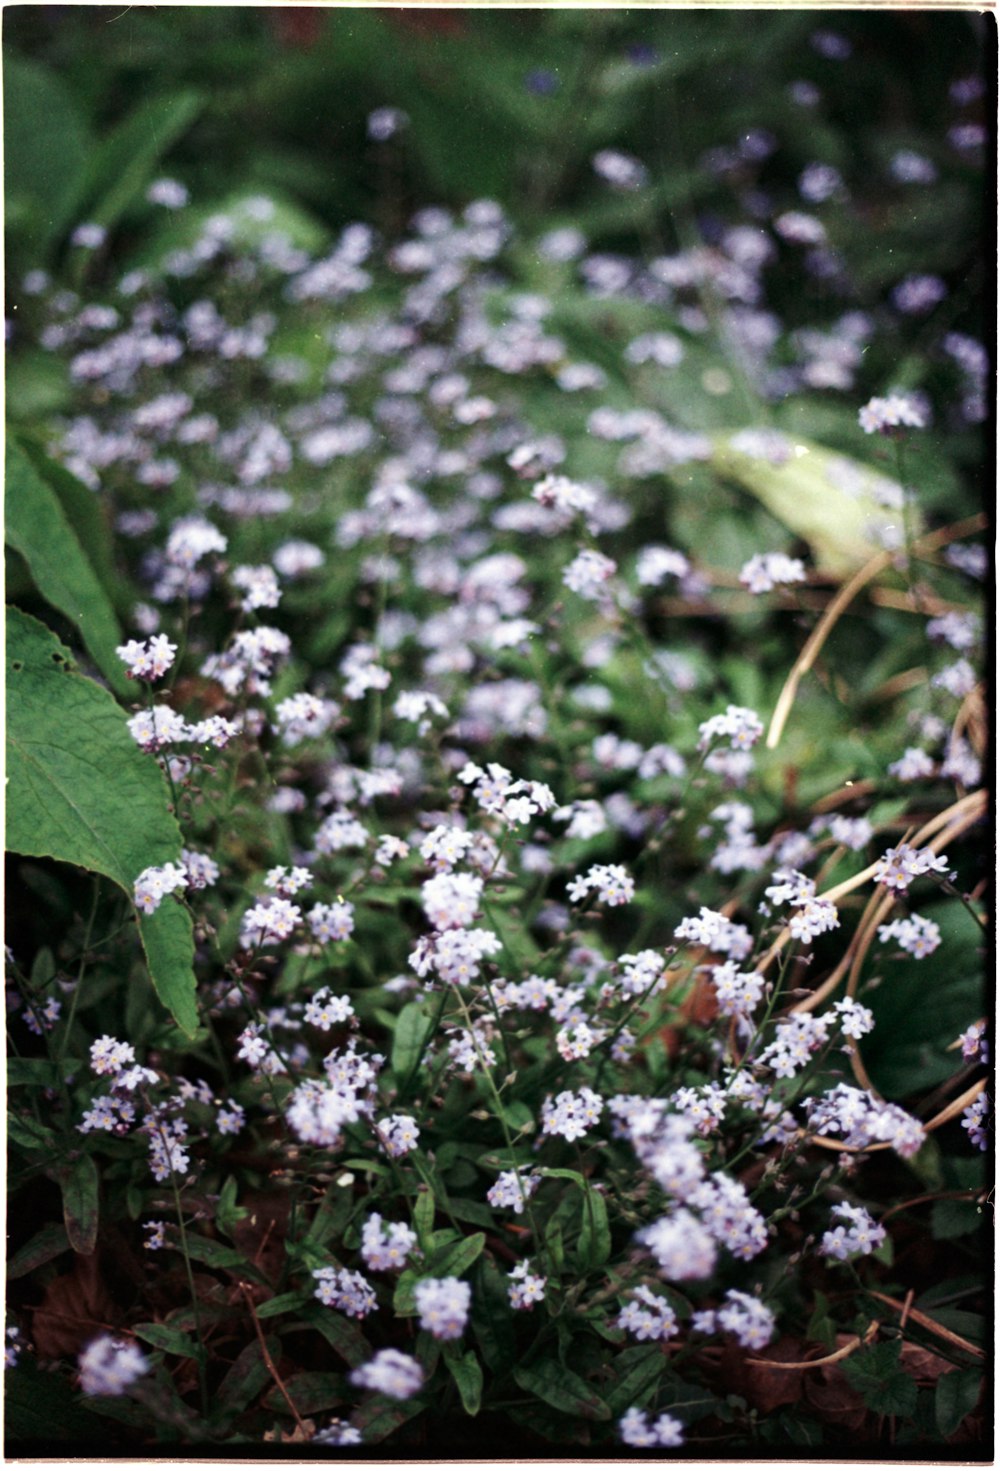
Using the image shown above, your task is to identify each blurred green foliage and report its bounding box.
[4,6,988,302]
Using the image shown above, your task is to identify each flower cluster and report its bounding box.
[821,1202,887,1260]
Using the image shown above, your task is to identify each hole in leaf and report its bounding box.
[11,661,24,672]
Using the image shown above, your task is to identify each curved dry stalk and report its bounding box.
[911,510,988,556]
[808,1078,985,1155]
[868,587,956,616]
[947,1022,986,1052]
[810,779,876,815]
[868,667,931,703]
[238,1282,310,1437]
[767,548,894,749]
[845,1039,879,1097]
[766,789,985,985]
[747,1319,880,1371]
[766,511,987,751]
[789,885,886,1016]
[923,1077,987,1131]
[952,685,987,755]
[866,1290,985,1359]
[844,892,896,1002]
[879,1188,983,1224]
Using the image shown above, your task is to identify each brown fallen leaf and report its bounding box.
[736,1336,813,1415]
[31,1250,119,1360]
[264,1418,317,1444]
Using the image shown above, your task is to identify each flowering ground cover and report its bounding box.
[3,7,991,1457]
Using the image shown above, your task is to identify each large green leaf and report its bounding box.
[3,55,91,260]
[445,1348,483,1416]
[391,1000,433,1082]
[80,90,204,236]
[710,431,915,574]
[4,1356,106,1445]
[54,1153,100,1256]
[5,439,130,694]
[935,1369,983,1438]
[5,609,198,1036]
[512,1357,610,1421]
[128,188,328,274]
[15,436,133,619]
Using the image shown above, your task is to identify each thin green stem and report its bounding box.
[58,877,101,1066]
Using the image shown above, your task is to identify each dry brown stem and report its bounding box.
[238,1282,309,1436]
[747,1319,880,1371]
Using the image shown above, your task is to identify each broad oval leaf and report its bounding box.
[935,1369,984,1439]
[6,608,198,1035]
[6,440,129,694]
[710,431,914,575]
[3,55,91,259]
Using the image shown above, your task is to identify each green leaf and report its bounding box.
[392,1268,419,1316]
[215,1175,249,1240]
[338,1157,391,1178]
[470,1259,515,1373]
[6,1222,69,1279]
[263,1371,347,1416]
[413,1185,436,1249]
[544,1218,564,1273]
[935,1369,983,1438]
[81,91,203,236]
[576,1187,611,1270]
[303,1178,353,1247]
[351,1393,425,1444]
[3,55,91,259]
[391,1000,433,1082]
[6,1057,65,1087]
[255,1290,311,1320]
[6,440,129,694]
[132,1322,202,1359]
[605,1345,669,1416]
[842,1341,918,1417]
[709,431,916,574]
[4,1355,105,1444]
[537,1166,587,1186]
[443,1197,494,1229]
[6,609,198,1036]
[807,1291,836,1352]
[215,1338,274,1417]
[129,188,328,275]
[5,353,72,424]
[7,1113,57,1152]
[445,1348,483,1416]
[425,1231,486,1281]
[179,1235,252,1271]
[55,1153,99,1256]
[512,1357,610,1421]
[14,437,131,618]
[297,1303,371,1368]
[931,1198,984,1240]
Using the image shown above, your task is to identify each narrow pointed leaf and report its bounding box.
[512,1358,610,1420]
[55,1153,99,1256]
